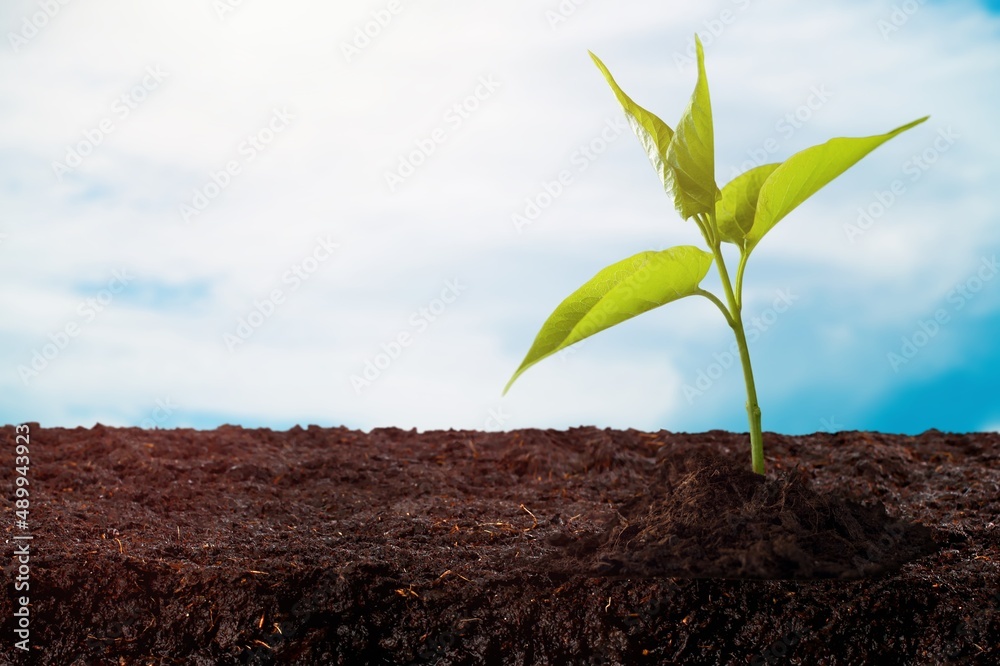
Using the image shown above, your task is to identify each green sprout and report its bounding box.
[503,35,927,475]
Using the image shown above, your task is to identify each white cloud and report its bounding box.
[1,0,997,430]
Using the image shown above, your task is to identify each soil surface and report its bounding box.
[1,424,997,665]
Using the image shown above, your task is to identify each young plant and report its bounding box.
[503,35,927,475]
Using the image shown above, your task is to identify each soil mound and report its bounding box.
[546,452,942,579]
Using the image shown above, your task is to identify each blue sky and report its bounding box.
[1,0,998,436]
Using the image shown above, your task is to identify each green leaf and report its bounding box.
[664,35,719,219]
[503,246,714,394]
[747,116,929,250]
[590,51,675,193]
[716,163,781,245]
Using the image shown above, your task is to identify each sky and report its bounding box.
[1,0,998,436]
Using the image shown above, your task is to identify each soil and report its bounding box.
[1,424,997,665]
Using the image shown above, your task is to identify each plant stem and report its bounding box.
[730,309,765,475]
[700,217,765,475]
[695,288,735,328]
[734,250,750,311]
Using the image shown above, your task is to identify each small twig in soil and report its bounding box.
[436,569,471,583]
[520,504,538,531]
[477,520,519,535]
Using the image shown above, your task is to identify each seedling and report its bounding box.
[503,35,927,475]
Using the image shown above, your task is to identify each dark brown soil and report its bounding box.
[1,424,997,665]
